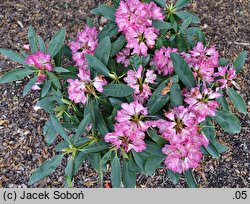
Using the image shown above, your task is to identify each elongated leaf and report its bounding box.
[181,17,192,31]
[122,159,136,188]
[170,53,196,89]
[109,98,123,109]
[65,158,74,187]
[73,151,87,175]
[175,0,190,10]
[72,114,91,144]
[41,80,51,98]
[175,11,200,24]
[132,150,146,171]
[213,142,228,154]
[48,28,66,58]
[234,51,247,73]
[152,20,172,30]
[167,170,180,185]
[147,78,171,114]
[111,35,126,56]
[79,141,108,154]
[111,154,121,188]
[95,36,111,66]
[43,118,57,145]
[38,36,46,53]
[205,143,220,159]
[0,69,33,84]
[99,4,116,21]
[227,87,247,114]
[94,107,109,136]
[145,157,164,174]
[85,54,110,76]
[153,0,166,8]
[100,150,112,167]
[47,71,61,89]
[214,109,241,134]
[28,154,64,185]
[98,22,119,41]
[219,58,229,66]
[201,119,216,142]
[54,67,70,73]
[184,169,198,188]
[23,76,38,96]
[145,140,165,157]
[50,114,71,144]
[147,129,166,146]
[0,49,25,64]
[28,25,38,53]
[170,83,183,107]
[103,84,134,97]
[216,92,230,111]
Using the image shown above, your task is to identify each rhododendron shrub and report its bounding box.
[0,0,248,188]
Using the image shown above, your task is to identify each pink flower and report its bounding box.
[67,69,107,105]
[162,142,202,173]
[183,84,221,122]
[152,47,178,76]
[69,26,98,67]
[25,51,52,71]
[116,48,131,67]
[214,65,237,89]
[32,71,47,90]
[124,65,156,102]
[23,44,30,50]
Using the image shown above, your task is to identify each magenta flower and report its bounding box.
[116,48,131,67]
[152,46,178,76]
[183,85,221,122]
[67,69,107,105]
[124,65,156,102]
[25,51,53,71]
[214,65,237,89]
[69,26,98,67]
[162,142,202,173]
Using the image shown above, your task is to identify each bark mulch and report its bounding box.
[0,0,249,188]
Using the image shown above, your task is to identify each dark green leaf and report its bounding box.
[23,76,38,96]
[181,17,192,31]
[167,170,180,185]
[175,0,190,10]
[214,109,241,134]
[205,143,220,159]
[109,98,123,109]
[86,18,94,27]
[219,58,230,66]
[213,142,228,154]
[79,141,108,154]
[111,154,121,188]
[234,51,247,73]
[0,69,33,84]
[28,25,38,53]
[99,4,116,21]
[65,158,74,187]
[153,0,166,8]
[170,83,183,107]
[98,22,119,41]
[103,84,134,97]
[201,119,216,142]
[216,91,230,111]
[145,157,164,174]
[28,155,64,185]
[122,159,136,188]
[85,54,110,76]
[145,140,165,157]
[227,87,247,114]
[95,36,111,66]
[41,80,51,98]
[0,49,25,64]
[170,53,196,89]
[147,129,166,146]
[152,20,172,30]
[72,114,91,144]
[132,150,146,171]
[38,36,46,53]
[47,72,61,89]
[48,28,66,58]
[175,11,200,24]
[100,150,112,167]
[184,169,198,188]
[54,67,70,73]
[111,35,126,56]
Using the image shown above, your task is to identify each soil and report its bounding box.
[0,0,249,188]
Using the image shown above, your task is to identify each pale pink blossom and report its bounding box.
[25,51,52,71]
[214,65,237,89]
[116,48,131,67]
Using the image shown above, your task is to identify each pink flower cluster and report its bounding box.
[69,26,98,69]
[105,102,150,152]
[214,65,236,89]
[151,46,178,76]
[67,69,107,105]
[124,65,156,102]
[115,0,164,57]
[25,51,53,90]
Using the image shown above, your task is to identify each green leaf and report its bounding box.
[111,154,121,188]
[86,18,94,27]
[50,114,71,144]
[170,53,196,89]
[122,159,136,188]
[28,154,64,185]
[73,151,87,175]
[79,141,108,154]
[216,91,230,111]
[145,157,164,174]
[43,118,57,145]
[41,80,51,98]
[95,36,111,66]
[38,36,46,53]
[103,84,134,97]
[54,67,70,73]
[111,35,126,56]
[94,107,109,136]
[145,141,165,157]
[47,72,61,89]
[48,28,66,58]
[72,114,91,144]
[170,83,183,107]
[205,143,220,159]
[227,87,247,114]
[175,11,200,24]
[85,54,110,76]
[100,150,112,167]
[147,129,166,146]
[181,17,192,31]
[99,4,116,21]
[184,169,198,188]
[152,20,172,30]
[65,158,74,187]
[147,78,171,114]
[28,25,38,53]
[167,170,180,185]
[132,150,146,171]
[202,119,216,142]
[153,0,166,8]
[219,58,230,66]
[213,142,228,154]
[0,49,25,64]
[214,109,241,134]
[0,69,34,84]
[23,76,38,96]
[98,22,119,41]
[233,51,247,73]
[175,0,190,10]
[109,98,123,109]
